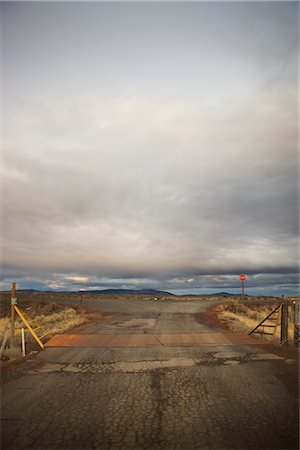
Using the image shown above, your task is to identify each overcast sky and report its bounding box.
[1,2,299,295]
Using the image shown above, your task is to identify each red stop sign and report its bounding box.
[240,274,246,282]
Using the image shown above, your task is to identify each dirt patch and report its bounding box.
[64,310,116,334]
[196,305,230,331]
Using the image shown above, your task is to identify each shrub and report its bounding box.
[3,346,22,360]
[223,298,248,314]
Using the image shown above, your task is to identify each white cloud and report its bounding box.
[64,276,89,283]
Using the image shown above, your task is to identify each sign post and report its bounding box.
[239,274,246,299]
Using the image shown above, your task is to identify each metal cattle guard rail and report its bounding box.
[13,305,48,349]
[248,304,282,340]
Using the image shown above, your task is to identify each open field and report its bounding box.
[1,290,299,308]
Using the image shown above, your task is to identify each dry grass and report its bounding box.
[0,317,9,335]
[218,298,295,344]
[3,346,22,360]
[35,308,87,334]
[0,308,87,339]
[0,306,87,360]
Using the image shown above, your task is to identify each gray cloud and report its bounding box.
[1,2,299,294]
[1,269,299,297]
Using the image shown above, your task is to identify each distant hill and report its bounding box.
[208,292,232,297]
[17,289,42,293]
[83,289,174,296]
[1,289,235,297]
[180,292,232,298]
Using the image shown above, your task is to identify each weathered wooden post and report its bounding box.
[280,302,288,345]
[294,301,300,347]
[0,323,10,359]
[10,282,17,348]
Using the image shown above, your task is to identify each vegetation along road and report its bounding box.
[1,297,299,449]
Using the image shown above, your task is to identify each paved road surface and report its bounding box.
[1,298,299,449]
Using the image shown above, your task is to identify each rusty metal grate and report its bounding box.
[249,304,282,340]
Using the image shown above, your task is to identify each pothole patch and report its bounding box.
[36,363,65,373]
[250,354,284,361]
[110,319,156,329]
[63,365,83,373]
[115,358,195,372]
[214,351,245,359]
[223,360,240,365]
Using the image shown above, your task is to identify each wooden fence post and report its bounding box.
[0,323,10,359]
[280,302,288,345]
[294,301,300,347]
[10,282,17,348]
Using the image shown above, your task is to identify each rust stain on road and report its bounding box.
[46,332,266,347]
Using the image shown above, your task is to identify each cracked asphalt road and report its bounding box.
[1,298,299,449]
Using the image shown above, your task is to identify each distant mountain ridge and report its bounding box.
[3,288,174,296]
[81,289,175,296]
[3,288,234,297]
[180,291,232,298]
